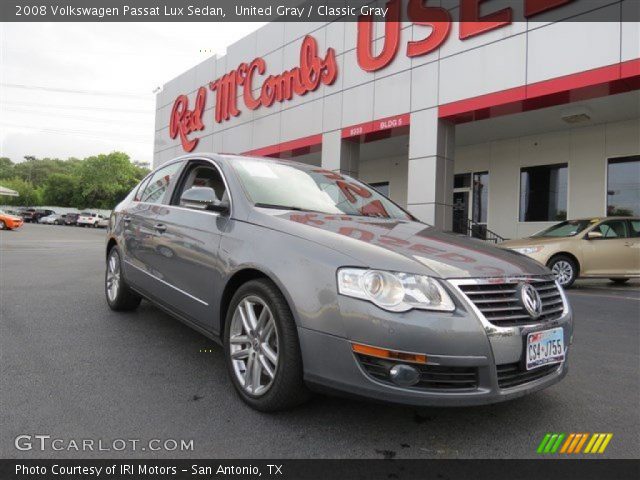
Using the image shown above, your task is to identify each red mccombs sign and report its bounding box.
[170,0,573,152]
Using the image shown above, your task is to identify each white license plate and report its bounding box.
[526,327,565,370]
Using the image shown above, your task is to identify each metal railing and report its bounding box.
[453,218,506,243]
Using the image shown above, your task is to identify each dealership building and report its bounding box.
[154,0,639,240]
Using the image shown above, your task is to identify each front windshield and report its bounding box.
[232,158,412,220]
[532,219,592,237]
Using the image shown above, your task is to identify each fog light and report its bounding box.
[389,364,420,387]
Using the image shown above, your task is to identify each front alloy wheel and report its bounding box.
[549,256,577,288]
[229,296,279,396]
[224,279,309,411]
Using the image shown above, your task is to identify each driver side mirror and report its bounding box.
[180,186,229,214]
[586,231,603,240]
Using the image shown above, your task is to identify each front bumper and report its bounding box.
[299,327,569,406]
[298,277,573,407]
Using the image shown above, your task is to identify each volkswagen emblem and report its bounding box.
[518,283,542,319]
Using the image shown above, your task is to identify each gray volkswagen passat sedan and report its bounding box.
[105,154,573,411]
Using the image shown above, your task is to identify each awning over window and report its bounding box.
[0,186,19,197]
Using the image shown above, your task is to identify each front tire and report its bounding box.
[548,255,578,288]
[0,220,5,230]
[105,246,141,311]
[224,279,309,412]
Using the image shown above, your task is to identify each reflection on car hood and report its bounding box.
[250,211,549,279]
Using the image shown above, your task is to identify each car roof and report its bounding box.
[169,152,321,171]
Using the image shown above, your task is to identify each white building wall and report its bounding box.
[153,1,637,166]
[359,155,409,207]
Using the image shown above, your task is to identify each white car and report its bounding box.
[77,212,105,228]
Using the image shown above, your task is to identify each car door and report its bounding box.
[121,161,184,295]
[140,159,231,331]
[624,219,640,274]
[581,219,632,276]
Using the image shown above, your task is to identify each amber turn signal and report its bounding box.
[351,343,427,364]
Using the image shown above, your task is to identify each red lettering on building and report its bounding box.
[357,0,401,72]
[209,35,337,125]
[459,0,512,40]
[406,0,452,58]
[169,86,206,152]
[524,0,573,17]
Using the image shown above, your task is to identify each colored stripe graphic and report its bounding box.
[538,433,613,454]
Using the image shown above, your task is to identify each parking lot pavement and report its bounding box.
[1,224,638,459]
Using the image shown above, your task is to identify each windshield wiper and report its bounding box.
[254,203,330,214]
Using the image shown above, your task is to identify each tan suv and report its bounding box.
[499,217,640,287]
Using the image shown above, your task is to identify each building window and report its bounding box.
[472,172,489,224]
[454,173,471,189]
[607,156,639,216]
[519,164,568,222]
[370,182,390,197]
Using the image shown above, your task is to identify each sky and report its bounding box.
[0,22,265,164]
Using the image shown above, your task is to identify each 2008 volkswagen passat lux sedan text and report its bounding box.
[105,154,573,411]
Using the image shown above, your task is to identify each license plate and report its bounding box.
[526,327,565,370]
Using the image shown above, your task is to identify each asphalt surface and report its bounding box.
[1,224,638,459]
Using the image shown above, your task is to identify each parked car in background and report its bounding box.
[77,212,105,228]
[24,209,56,223]
[0,209,24,230]
[105,154,573,412]
[19,208,38,223]
[39,213,66,225]
[97,216,109,228]
[499,217,640,287]
[64,212,80,226]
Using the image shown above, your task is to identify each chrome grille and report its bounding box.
[457,278,565,326]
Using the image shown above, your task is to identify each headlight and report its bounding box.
[337,268,455,312]
[511,246,543,255]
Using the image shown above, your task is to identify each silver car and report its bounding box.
[105,154,573,411]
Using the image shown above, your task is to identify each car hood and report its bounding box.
[1,214,23,221]
[249,210,549,279]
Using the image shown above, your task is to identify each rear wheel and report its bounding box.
[105,247,141,311]
[224,279,309,412]
[0,220,5,230]
[610,278,629,284]
[548,255,578,288]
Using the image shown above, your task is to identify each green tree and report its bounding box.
[43,173,80,207]
[13,156,73,187]
[0,157,14,180]
[76,152,148,209]
[0,177,42,206]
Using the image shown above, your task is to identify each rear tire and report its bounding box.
[548,255,578,288]
[0,220,5,230]
[105,246,141,311]
[224,279,310,412]
[610,278,629,284]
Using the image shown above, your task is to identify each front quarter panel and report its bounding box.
[219,221,360,338]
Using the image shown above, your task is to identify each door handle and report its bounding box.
[154,223,167,233]
[122,215,132,224]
